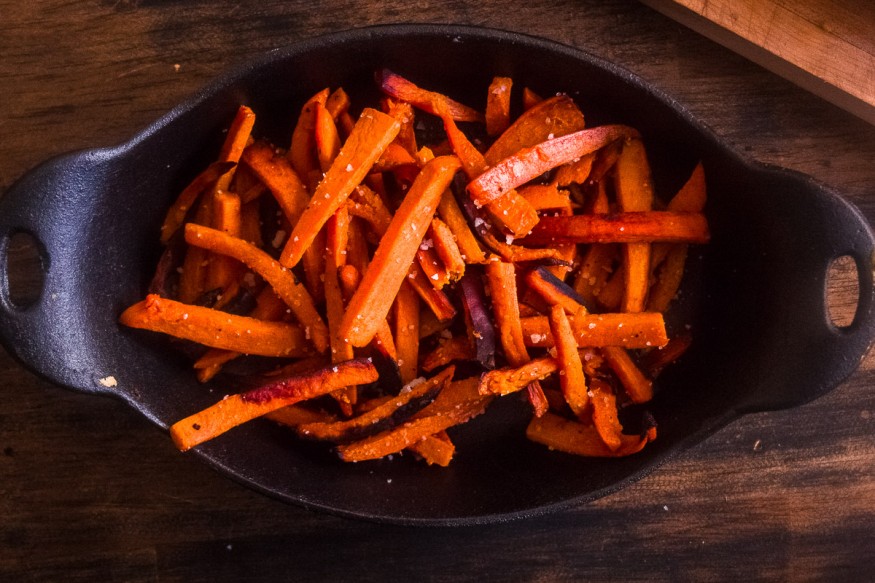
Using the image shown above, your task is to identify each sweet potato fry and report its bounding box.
[339,155,461,347]
[601,345,653,404]
[119,294,310,358]
[437,102,540,237]
[348,184,392,238]
[429,217,466,283]
[518,183,572,211]
[214,105,256,193]
[338,264,397,359]
[485,261,529,367]
[437,189,486,263]
[170,358,378,451]
[614,138,654,313]
[648,162,707,313]
[640,331,693,378]
[314,101,342,172]
[205,190,243,295]
[478,357,558,396]
[485,261,548,415]
[185,223,329,353]
[589,378,623,450]
[407,431,455,466]
[376,68,484,122]
[394,281,421,385]
[288,88,329,181]
[526,265,590,315]
[469,125,639,206]
[485,76,512,136]
[520,312,668,349]
[160,161,235,244]
[405,264,458,321]
[553,153,594,187]
[526,412,656,457]
[484,95,586,166]
[523,212,710,245]
[281,108,401,268]
[336,377,491,462]
[549,305,588,418]
[297,366,453,443]
[242,140,310,228]
[421,336,474,372]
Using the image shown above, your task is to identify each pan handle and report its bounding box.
[0,151,119,395]
[740,168,875,413]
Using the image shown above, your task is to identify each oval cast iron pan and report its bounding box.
[1,25,874,526]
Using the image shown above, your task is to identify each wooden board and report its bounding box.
[642,0,875,125]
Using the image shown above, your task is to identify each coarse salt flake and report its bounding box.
[98,376,117,388]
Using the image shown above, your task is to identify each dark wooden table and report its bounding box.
[2,1,873,581]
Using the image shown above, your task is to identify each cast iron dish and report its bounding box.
[1,25,873,525]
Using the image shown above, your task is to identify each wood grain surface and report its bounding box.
[2,1,874,581]
[642,0,875,124]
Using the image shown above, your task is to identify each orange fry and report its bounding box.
[119,294,309,358]
[339,155,461,347]
[281,108,401,268]
[185,223,329,353]
[170,358,378,451]
[526,412,656,457]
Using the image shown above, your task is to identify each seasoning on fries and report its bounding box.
[120,71,709,464]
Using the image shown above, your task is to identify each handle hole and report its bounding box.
[826,254,859,329]
[3,231,46,309]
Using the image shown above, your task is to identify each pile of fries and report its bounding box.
[119,70,708,466]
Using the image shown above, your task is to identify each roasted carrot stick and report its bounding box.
[522,87,543,110]
[648,162,707,313]
[184,223,329,353]
[485,76,512,136]
[376,69,484,122]
[520,312,668,349]
[483,95,586,166]
[337,377,491,462]
[614,138,654,313]
[338,155,461,347]
[437,101,539,237]
[478,357,558,396]
[281,108,401,268]
[469,125,638,206]
[523,212,710,245]
[549,305,588,418]
[119,294,310,358]
[601,345,653,404]
[205,190,242,295]
[297,366,453,443]
[421,335,474,372]
[484,260,548,415]
[214,105,256,193]
[407,431,455,466]
[437,190,486,263]
[589,378,623,450]
[170,358,378,451]
[193,287,288,382]
[288,88,329,182]
[429,217,466,283]
[394,280,421,385]
[526,412,656,457]
[160,161,235,244]
[242,140,310,227]
[338,264,397,359]
[405,264,458,322]
[314,101,342,172]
